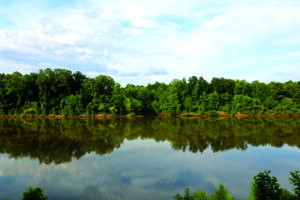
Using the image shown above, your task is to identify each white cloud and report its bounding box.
[0,0,300,84]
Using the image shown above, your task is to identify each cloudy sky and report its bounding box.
[0,0,300,85]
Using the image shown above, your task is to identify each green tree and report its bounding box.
[22,187,48,200]
[4,72,24,114]
[198,92,208,114]
[184,96,194,112]
[234,80,251,96]
[251,98,262,114]
[192,190,208,200]
[207,92,220,113]
[174,184,234,200]
[209,184,234,200]
[71,71,86,94]
[268,81,289,102]
[290,170,300,199]
[131,99,143,115]
[124,98,133,113]
[61,94,83,115]
[277,98,298,114]
[280,188,297,200]
[110,83,125,115]
[191,76,209,102]
[109,106,117,115]
[136,86,155,114]
[166,93,181,115]
[94,75,115,96]
[248,170,281,200]
[263,96,278,111]
[174,188,193,200]
[152,100,160,114]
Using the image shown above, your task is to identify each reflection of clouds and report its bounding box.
[0,140,300,200]
[81,185,112,200]
[283,145,300,153]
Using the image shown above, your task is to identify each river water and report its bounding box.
[0,117,299,199]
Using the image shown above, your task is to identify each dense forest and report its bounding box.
[0,68,300,116]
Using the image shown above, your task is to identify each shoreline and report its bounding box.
[0,113,299,119]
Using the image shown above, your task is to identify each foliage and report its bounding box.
[174,170,300,200]
[249,170,281,200]
[174,188,193,200]
[280,189,297,200]
[0,68,299,116]
[209,184,235,200]
[289,170,300,198]
[174,184,234,200]
[22,187,48,200]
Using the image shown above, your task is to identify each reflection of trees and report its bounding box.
[0,117,300,164]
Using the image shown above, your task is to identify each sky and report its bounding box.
[0,0,300,85]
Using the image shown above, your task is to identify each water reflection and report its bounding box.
[0,117,300,200]
[0,117,299,164]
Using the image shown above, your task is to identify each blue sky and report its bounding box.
[0,0,300,85]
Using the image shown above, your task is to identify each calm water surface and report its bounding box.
[0,117,300,199]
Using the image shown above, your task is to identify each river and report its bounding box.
[0,117,299,199]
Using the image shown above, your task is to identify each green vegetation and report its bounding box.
[175,170,300,200]
[174,184,235,200]
[22,187,48,200]
[2,187,47,200]
[289,170,300,199]
[247,170,282,200]
[1,69,300,116]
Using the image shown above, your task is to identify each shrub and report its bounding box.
[22,187,48,200]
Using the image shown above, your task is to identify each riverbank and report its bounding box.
[160,112,300,118]
[0,114,144,119]
[1,113,299,119]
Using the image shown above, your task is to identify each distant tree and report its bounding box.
[72,71,86,94]
[192,189,208,200]
[207,91,219,112]
[61,94,83,115]
[167,93,181,115]
[110,83,125,115]
[174,184,234,200]
[152,100,160,114]
[22,187,48,200]
[210,184,234,200]
[124,98,132,113]
[235,80,251,96]
[198,92,208,114]
[263,96,278,110]
[184,96,194,112]
[131,99,143,115]
[174,188,193,200]
[94,75,115,96]
[277,98,298,114]
[188,76,198,95]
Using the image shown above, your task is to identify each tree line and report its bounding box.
[1,68,300,116]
